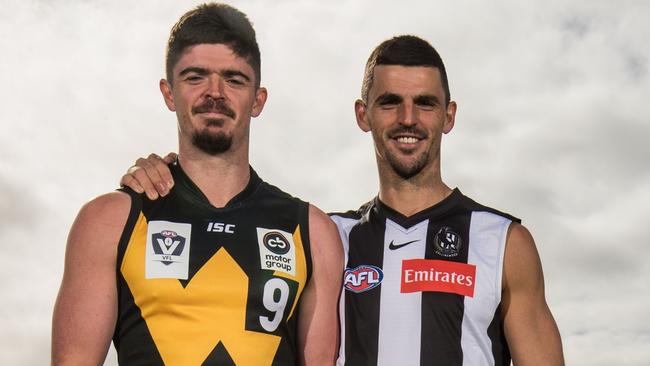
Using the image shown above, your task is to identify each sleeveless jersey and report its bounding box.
[331,189,520,366]
[113,163,312,366]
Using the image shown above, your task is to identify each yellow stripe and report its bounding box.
[273,225,308,319]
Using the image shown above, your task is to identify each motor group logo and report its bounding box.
[434,226,462,257]
[344,265,383,293]
[152,230,186,265]
[263,232,291,255]
[257,228,296,276]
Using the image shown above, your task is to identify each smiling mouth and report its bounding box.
[395,136,420,144]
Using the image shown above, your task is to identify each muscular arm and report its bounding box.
[501,223,564,366]
[52,192,132,365]
[297,205,344,366]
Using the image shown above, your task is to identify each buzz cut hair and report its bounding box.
[361,35,450,105]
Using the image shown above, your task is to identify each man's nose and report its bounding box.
[205,75,225,99]
[399,102,417,126]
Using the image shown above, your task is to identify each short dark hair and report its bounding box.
[165,3,261,87]
[361,35,450,105]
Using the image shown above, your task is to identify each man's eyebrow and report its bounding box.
[178,67,209,77]
[413,94,440,105]
[375,93,403,105]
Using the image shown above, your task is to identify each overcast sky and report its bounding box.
[1,0,649,365]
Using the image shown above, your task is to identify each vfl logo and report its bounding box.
[152,230,186,265]
[434,227,462,257]
[344,265,383,293]
[263,231,291,255]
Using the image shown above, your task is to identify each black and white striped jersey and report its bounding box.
[330,189,520,366]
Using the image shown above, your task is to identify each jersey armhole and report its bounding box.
[495,219,512,306]
[115,187,143,266]
[299,201,313,285]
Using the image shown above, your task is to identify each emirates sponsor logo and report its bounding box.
[400,259,476,297]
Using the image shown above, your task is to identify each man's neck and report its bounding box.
[177,148,251,208]
[377,163,452,217]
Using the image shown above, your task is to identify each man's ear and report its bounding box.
[160,79,176,112]
[251,87,268,117]
[355,99,371,132]
[443,101,457,134]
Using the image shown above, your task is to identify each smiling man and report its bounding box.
[330,36,564,365]
[120,35,564,365]
[52,4,342,365]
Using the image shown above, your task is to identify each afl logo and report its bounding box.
[434,226,462,257]
[344,265,383,293]
[263,231,291,255]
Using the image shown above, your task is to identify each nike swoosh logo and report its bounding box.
[388,240,419,250]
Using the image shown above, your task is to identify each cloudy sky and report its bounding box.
[1,0,649,364]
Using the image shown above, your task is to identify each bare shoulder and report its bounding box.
[78,191,132,223]
[505,223,540,262]
[67,191,133,255]
[505,223,541,268]
[307,204,343,264]
[503,222,544,294]
[308,204,338,235]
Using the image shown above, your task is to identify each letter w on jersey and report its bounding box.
[401,259,476,297]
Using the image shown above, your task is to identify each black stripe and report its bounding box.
[488,304,511,366]
[419,212,471,366]
[344,212,385,366]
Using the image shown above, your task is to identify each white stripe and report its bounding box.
[331,215,362,366]
[377,219,428,366]
[462,212,511,366]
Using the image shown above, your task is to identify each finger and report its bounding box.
[120,173,144,194]
[132,158,161,200]
[162,152,178,165]
[148,154,175,192]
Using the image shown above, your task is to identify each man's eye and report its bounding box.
[185,76,203,82]
[379,103,398,109]
[227,78,245,85]
[417,103,436,110]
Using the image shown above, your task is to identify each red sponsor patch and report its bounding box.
[401,259,476,297]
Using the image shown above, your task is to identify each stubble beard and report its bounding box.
[386,149,430,180]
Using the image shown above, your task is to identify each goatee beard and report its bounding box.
[192,125,232,155]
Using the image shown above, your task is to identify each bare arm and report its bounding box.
[52,192,132,365]
[297,205,344,366]
[502,223,564,366]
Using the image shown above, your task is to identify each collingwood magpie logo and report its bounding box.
[434,226,462,257]
[152,230,186,265]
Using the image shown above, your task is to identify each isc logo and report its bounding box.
[344,265,383,293]
[206,222,235,234]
